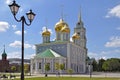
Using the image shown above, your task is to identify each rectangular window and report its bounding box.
[39,63,41,69]
[63,63,66,70]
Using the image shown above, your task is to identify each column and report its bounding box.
[35,59,38,74]
[30,60,33,74]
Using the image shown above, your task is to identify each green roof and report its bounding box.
[2,48,7,57]
[35,49,63,58]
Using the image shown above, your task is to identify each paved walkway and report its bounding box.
[24,72,120,78]
[2,72,120,79]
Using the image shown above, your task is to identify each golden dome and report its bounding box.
[72,33,80,40]
[61,24,70,33]
[55,19,69,32]
[42,28,51,36]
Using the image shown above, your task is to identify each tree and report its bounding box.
[102,58,120,72]
[109,58,120,71]
[45,63,50,71]
[92,58,98,71]
[55,63,59,71]
[102,61,109,77]
[24,64,30,74]
[106,58,120,71]
[11,66,16,73]
[59,64,65,71]
[98,58,105,71]
[118,59,120,71]
[55,62,61,77]
[59,63,65,76]
[45,63,50,77]
[102,61,109,71]
[67,69,73,77]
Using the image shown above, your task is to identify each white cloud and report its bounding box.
[88,49,120,60]
[116,27,120,30]
[106,4,120,18]
[7,51,21,59]
[19,8,24,14]
[25,53,36,59]
[88,52,107,60]
[9,40,21,48]
[52,38,56,41]
[40,26,52,34]
[42,26,46,31]
[6,51,36,59]
[101,57,107,60]
[105,36,120,47]
[32,45,36,50]
[0,55,1,59]
[9,40,34,49]
[19,8,23,12]
[48,29,52,34]
[5,0,12,5]
[24,31,27,33]
[24,43,32,48]
[88,52,98,58]
[12,25,17,30]
[14,30,27,35]
[101,49,120,55]
[70,37,73,42]
[30,53,36,58]
[0,21,9,32]
[14,31,21,35]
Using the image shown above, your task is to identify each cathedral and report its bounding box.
[31,13,87,74]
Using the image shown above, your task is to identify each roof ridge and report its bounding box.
[49,49,63,57]
[35,49,64,58]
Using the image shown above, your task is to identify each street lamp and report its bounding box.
[8,0,35,80]
[88,58,93,78]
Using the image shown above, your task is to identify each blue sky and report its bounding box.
[0,0,120,60]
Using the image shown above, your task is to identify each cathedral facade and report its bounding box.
[31,14,87,74]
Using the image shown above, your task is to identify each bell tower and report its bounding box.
[74,11,87,48]
[2,45,7,60]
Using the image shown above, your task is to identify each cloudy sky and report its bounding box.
[0,0,120,60]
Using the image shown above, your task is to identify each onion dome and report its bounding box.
[55,19,69,32]
[72,33,80,40]
[61,24,70,33]
[42,28,51,36]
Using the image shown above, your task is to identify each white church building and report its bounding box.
[31,13,88,74]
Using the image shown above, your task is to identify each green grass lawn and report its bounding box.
[15,77,120,80]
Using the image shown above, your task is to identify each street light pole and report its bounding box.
[90,63,92,78]
[8,1,35,80]
[89,58,93,78]
[21,16,25,80]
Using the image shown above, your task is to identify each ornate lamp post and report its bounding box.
[8,0,35,80]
